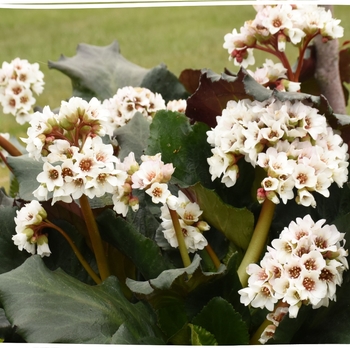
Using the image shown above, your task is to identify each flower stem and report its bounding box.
[79,194,110,281]
[205,244,221,270]
[0,135,22,157]
[237,199,276,287]
[44,220,102,284]
[168,206,192,268]
[250,300,288,345]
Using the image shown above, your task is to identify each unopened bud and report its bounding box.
[79,125,92,136]
[129,196,139,211]
[59,117,75,131]
[277,33,287,52]
[196,220,210,232]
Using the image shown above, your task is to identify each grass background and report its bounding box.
[0,5,350,188]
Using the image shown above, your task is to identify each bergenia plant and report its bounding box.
[1,3,350,345]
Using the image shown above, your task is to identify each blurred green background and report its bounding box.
[0,5,349,188]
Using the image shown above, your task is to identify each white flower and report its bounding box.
[36,162,64,192]
[208,98,348,207]
[239,215,348,321]
[131,153,174,189]
[0,58,44,122]
[145,182,171,204]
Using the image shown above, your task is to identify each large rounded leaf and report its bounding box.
[0,256,164,344]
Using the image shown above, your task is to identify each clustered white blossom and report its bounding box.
[0,58,44,124]
[158,191,210,253]
[102,86,187,129]
[130,154,210,253]
[102,86,166,128]
[21,96,138,215]
[207,98,349,207]
[13,200,51,257]
[239,215,348,343]
[223,4,344,69]
[247,59,300,92]
[131,153,175,203]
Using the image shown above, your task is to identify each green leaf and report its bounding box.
[0,206,29,274]
[141,63,189,103]
[189,324,218,345]
[0,256,163,344]
[126,255,227,342]
[190,183,254,251]
[43,219,98,285]
[48,41,151,101]
[97,209,174,280]
[192,297,249,345]
[114,112,151,161]
[6,155,43,202]
[147,110,213,188]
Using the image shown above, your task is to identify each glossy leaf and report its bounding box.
[6,155,43,202]
[192,297,249,345]
[0,206,29,274]
[140,63,189,103]
[114,112,150,161]
[189,324,217,345]
[0,256,164,344]
[189,183,254,251]
[97,209,174,280]
[147,110,213,188]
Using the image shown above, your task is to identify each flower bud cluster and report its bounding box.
[22,97,113,161]
[0,58,44,124]
[158,191,210,253]
[13,200,51,257]
[207,98,349,207]
[102,86,166,128]
[239,215,348,322]
[223,4,343,69]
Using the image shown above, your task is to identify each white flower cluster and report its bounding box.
[207,98,349,207]
[224,4,343,69]
[247,59,300,92]
[239,215,348,323]
[0,58,44,125]
[22,96,113,161]
[159,191,210,253]
[20,96,138,215]
[166,99,187,114]
[131,153,175,203]
[102,86,166,128]
[13,200,51,257]
[130,154,209,253]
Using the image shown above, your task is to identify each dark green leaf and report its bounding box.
[192,297,249,345]
[0,206,29,274]
[114,112,151,161]
[141,63,189,103]
[147,110,213,188]
[189,324,218,345]
[97,209,174,280]
[7,155,43,202]
[126,255,226,342]
[189,183,254,251]
[0,256,163,344]
[48,41,151,100]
